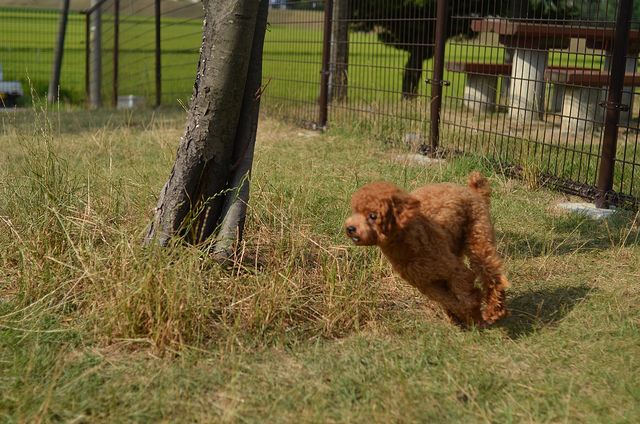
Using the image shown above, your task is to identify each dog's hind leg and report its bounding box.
[465,225,510,324]
[482,282,509,324]
[433,264,485,328]
[449,266,485,329]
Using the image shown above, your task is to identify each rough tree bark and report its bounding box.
[401,45,431,97]
[329,0,349,102]
[144,0,268,260]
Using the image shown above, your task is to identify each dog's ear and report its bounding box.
[392,193,421,228]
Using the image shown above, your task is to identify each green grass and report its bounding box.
[0,5,614,111]
[262,19,611,108]
[1,105,639,422]
[0,8,86,103]
[0,6,204,107]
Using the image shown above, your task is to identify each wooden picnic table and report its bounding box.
[471,19,640,50]
[469,19,640,124]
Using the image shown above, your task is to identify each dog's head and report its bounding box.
[345,182,421,246]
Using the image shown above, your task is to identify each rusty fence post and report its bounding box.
[319,0,333,129]
[428,0,449,153]
[48,0,70,104]
[112,0,119,108]
[155,0,161,107]
[85,12,90,107]
[596,0,633,208]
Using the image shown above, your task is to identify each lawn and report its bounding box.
[0,105,639,422]
[0,7,86,103]
[0,5,610,110]
[0,5,204,107]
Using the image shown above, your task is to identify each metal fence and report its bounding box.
[85,0,203,108]
[0,1,203,109]
[443,0,640,210]
[264,0,640,210]
[0,5,85,104]
[1,0,638,209]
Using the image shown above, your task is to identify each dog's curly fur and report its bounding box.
[345,172,509,328]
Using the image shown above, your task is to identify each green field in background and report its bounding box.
[0,7,613,108]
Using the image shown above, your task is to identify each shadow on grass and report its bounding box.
[496,284,594,339]
[4,107,186,135]
[499,215,639,259]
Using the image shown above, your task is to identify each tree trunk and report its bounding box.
[145,0,267,250]
[212,0,268,259]
[329,0,349,102]
[402,46,429,98]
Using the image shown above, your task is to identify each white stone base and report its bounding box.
[398,154,445,165]
[555,202,616,219]
[561,87,602,133]
[546,83,565,112]
[509,49,548,123]
[464,74,498,113]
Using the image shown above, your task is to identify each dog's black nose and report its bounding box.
[346,226,356,234]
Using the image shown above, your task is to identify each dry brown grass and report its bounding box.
[1,107,639,422]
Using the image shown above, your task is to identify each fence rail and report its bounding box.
[263,0,640,210]
[0,0,638,209]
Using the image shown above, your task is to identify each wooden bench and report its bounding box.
[544,67,640,132]
[446,62,512,113]
[446,62,572,114]
[545,67,640,86]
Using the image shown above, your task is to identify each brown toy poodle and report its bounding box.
[345,171,509,328]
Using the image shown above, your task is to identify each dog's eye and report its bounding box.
[369,214,377,221]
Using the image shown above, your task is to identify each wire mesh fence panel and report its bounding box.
[0,5,86,105]
[90,0,202,109]
[261,1,327,127]
[444,0,639,208]
[98,0,117,108]
[158,1,202,107]
[326,0,438,141]
[613,9,640,207]
[1,1,638,207]
[118,1,158,105]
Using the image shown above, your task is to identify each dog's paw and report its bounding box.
[483,307,510,324]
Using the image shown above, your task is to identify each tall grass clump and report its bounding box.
[0,103,219,352]
[1,105,418,354]
[2,104,85,307]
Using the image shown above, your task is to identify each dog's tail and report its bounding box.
[467,171,491,205]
